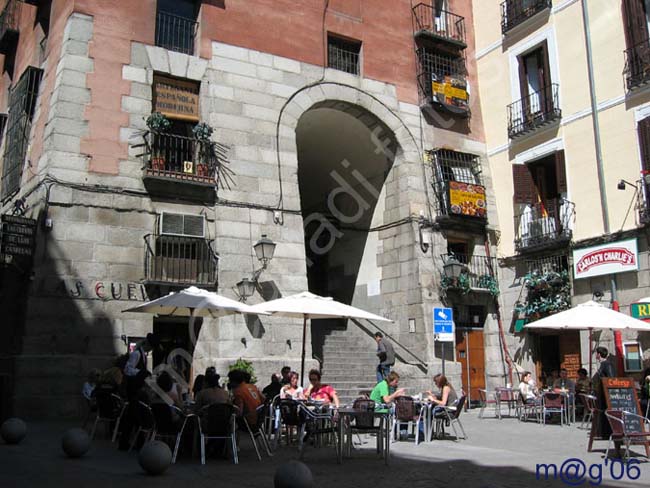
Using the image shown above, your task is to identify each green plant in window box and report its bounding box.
[145,112,171,132]
[228,357,257,384]
[477,274,499,297]
[192,122,214,141]
[519,269,571,318]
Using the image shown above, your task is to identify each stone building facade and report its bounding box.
[0,0,507,418]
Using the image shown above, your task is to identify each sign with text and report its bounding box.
[431,74,469,113]
[433,307,454,342]
[630,302,650,322]
[153,75,199,121]
[572,238,638,280]
[1,214,37,260]
[448,181,487,218]
[35,278,148,302]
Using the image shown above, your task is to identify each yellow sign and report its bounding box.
[448,181,486,218]
[183,161,194,174]
[432,82,468,101]
[153,75,199,121]
[431,75,469,112]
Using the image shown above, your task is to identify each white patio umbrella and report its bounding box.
[123,286,264,317]
[524,300,650,374]
[247,291,392,383]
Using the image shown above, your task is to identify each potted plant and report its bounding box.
[228,358,257,384]
[145,112,171,132]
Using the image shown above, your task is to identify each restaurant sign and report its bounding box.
[1,214,37,260]
[630,302,650,322]
[448,181,487,218]
[153,75,199,122]
[431,74,469,114]
[572,238,638,280]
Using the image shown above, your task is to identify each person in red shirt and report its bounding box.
[228,369,265,427]
[305,369,340,407]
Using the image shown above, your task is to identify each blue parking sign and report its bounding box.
[433,307,454,342]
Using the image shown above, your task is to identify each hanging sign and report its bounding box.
[630,302,650,322]
[447,181,487,218]
[153,75,199,121]
[572,238,638,280]
[431,74,469,114]
[1,214,37,260]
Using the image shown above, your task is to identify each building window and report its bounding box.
[501,0,552,35]
[623,342,643,372]
[623,0,650,90]
[416,48,469,115]
[1,66,43,201]
[428,149,485,220]
[155,0,199,55]
[327,35,361,75]
[637,117,650,223]
[512,151,574,251]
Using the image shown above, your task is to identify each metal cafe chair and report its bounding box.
[432,395,467,440]
[241,404,273,460]
[477,388,498,419]
[348,398,383,455]
[90,390,127,442]
[199,404,238,465]
[542,392,567,426]
[129,401,156,451]
[517,392,542,423]
[273,399,304,449]
[495,387,517,419]
[296,402,339,460]
[150,403,195,463]
[579,394,598,430]
[392,396,423,444]
[604,409,650,459]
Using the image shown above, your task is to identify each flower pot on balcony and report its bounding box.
[151,157,166,171]
[196,163,209,177]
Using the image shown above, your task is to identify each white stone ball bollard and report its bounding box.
[138,441,172,475]
[274,461,314,488]
[1,418,27,445]
[62,428,91,458]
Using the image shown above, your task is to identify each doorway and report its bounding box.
[455,329,485,406]
[535,330,581,385]
[153,317,202,385]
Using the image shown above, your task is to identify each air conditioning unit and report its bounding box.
[159,212,205,238]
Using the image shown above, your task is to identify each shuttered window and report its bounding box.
[1,67,43,201]
[555,150,567,193]
[638,117,650,172]
[512,164,537,204]
[622,0,649,49]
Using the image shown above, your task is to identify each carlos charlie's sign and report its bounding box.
[572,238,638,280]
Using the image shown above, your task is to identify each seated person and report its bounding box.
[519,371,541,405]
[426,374,458,415]
[195,372,230,411]
[553,368,576,393]
[229,369,265,427]
[262,373,283,400]
[192,374,205,399]
[575,368,591,395]
[305,369,340,407]
[150,371,184,420]
[280,371,305,400]
[370,371,405,409]
[82,369,101,401]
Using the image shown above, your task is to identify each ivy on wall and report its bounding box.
[515,270,571,318]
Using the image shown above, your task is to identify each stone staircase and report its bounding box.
[320,326,431,405]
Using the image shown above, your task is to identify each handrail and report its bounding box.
[349,318,428,374]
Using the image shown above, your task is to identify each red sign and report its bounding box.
[575,248,636,274]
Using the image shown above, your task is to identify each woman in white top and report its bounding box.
[519,371,540,404]
[280,371,304,400]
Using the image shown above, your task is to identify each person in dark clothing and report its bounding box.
[280,366,291,385]
[262,373,282,400]
[374,332,395,383]
[592,347,616,441]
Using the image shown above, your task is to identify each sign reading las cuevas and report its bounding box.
[572,238,638,280]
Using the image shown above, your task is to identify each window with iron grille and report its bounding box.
[0,113,7,148]
[525,254,569,274]
[327,35,361,75]
[416,48,469,113]
[155,0,199,55]
[1,66,43,201]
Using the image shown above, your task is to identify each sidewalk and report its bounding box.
[1,410,648,487]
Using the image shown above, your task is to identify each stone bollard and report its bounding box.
[1,418,27,445]
[138,441,172,475]
[274,460,314,488]
[62,428,91,458]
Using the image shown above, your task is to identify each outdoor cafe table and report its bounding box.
[336,407,391,465]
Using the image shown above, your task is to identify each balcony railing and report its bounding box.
[501,0,552,35]
[624,39,650,91]
[144,234,219,287]
[514,199,574,252]
[508,83,560,139]
[638,177,650,225]
[440,253,498,291]
[327,41,360,75]
[155,11,197,55]
[412,3,466,47]
[142,131,219,184]
[0,0,20,55]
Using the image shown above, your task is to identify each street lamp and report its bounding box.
[253,234,276,268]
[442,255,467,280]
[236,277,257,302]
[235,235,276,302]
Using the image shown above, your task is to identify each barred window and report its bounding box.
[525,254,569,274]
[1,67,43,201]
[328,35,361,75]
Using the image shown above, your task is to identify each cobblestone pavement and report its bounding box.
[1,410,648,487]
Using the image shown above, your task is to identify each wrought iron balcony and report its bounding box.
[144,234,218,288]
[514,199,574,252]
[624,39,650,91]
[440,253,498,292]
[501,0,552,35]
[508,83,560,139]
[0,0,20,55]
[638,177,650,225]
[155,11,197,55]
[412,3,466,48]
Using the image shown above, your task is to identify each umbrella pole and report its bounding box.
[589,328,593,377]
[300,315,307,388]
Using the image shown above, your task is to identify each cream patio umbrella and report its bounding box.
[247,291,392,383]
[524,300,650,375]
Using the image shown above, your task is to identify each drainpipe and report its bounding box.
[580,1,624,372]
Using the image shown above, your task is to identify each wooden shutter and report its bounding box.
[512,164,537,204]
[638,117,650,171]
[555,150,567,193]
[623,0,649,49]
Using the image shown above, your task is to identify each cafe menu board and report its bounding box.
[448,181,487,219]
[1,214,37,261]
[603,378,645,435]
